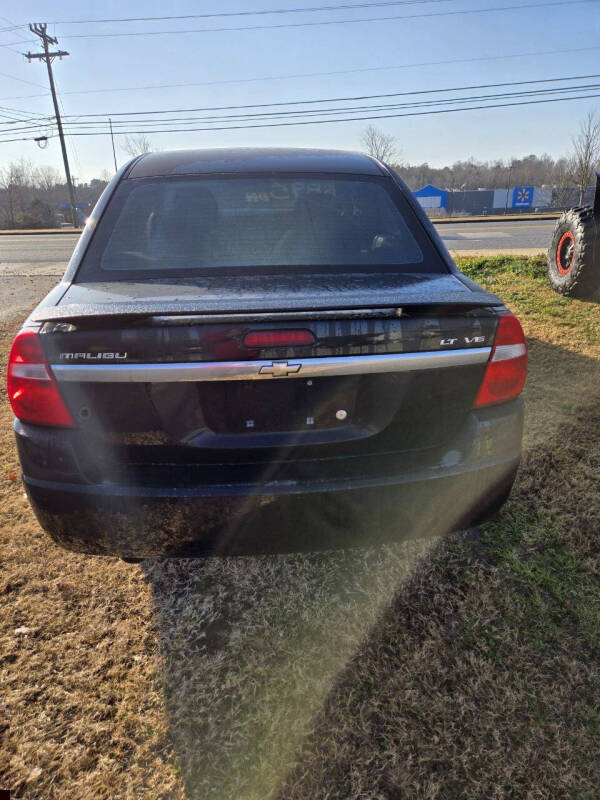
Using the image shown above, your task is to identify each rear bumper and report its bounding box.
[16,400,523,557]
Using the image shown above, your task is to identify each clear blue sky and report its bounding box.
[1,0,599,181]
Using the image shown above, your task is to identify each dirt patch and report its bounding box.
[0,276,60,323]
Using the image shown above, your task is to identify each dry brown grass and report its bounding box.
[0,320,184,799]
[0,310,436,799]
[1,256,599,799]
[279,368,600,800]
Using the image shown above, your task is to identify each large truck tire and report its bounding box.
[547,206,600,299]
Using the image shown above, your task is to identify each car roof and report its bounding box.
[127,147,386,178]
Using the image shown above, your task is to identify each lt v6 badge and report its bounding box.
[440,336,486,346]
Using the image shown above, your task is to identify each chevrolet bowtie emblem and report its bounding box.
[259,361,302,377]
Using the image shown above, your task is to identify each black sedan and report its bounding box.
[7,148,526,558]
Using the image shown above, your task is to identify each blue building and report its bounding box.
[413,184,448,211]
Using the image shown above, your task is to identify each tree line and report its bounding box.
[396,154,573,192]
[362,113,600,205]
[0,161,111,229]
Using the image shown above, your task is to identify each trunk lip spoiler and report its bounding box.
[31,292,503,324]
[51,346,491,383]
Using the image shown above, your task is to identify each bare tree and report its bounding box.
[121,134,153,158]
[34,165,61,192]
[553,157,576,207]
[570,112,600,205]
[360,125,400,163]
[0,160,34,228]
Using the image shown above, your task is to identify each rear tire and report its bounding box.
[547,207,600,299]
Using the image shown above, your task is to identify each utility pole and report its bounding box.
[24,23,78,228]
[504,162,513,216]
[109,118,118,172]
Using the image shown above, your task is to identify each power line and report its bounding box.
[0,41,32,48]
[53,82,600,124]
[56,72,600,118]
[0,1,455,30]
[53,92,600,135]
[3,73,598,135]
[5,81,590,133]
[0,101,49,119]
[0,39,600,103]
[1,0,586,45]
[3,90,600,142]
[57,0,597,39]
[2,76,599,134]
[0,110,44,124]
[2,88,599,142]
[0,38,44,48]
[0,13,36,52]
[96,83,600,121]
[0,14,35,43]
[3,43,600,103]
[13,87,588,137]
[0,70,48,90]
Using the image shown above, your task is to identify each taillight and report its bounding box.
[7,330,75,427]
[473,312,527,408]
[243,329,315,348]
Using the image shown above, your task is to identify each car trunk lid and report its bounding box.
[30,270,500,322]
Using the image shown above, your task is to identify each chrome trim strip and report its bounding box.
[51,347,491,383]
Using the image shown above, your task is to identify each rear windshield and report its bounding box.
[78,175,444,278]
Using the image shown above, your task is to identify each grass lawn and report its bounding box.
[1,256,599,800]
[281,256,600,800]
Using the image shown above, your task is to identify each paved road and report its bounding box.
[0,220,553,320]
[437,218,554,252]
[0,235,75,320]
